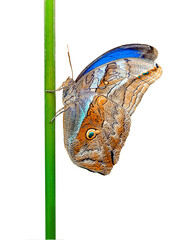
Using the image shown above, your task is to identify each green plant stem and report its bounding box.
[44,0,55,239]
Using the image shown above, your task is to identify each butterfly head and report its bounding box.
[62,76,74,89]
[62,77,76,104]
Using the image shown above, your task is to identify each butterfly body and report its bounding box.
[62,44,162,175]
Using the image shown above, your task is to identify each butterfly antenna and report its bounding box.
[67,45,74,79]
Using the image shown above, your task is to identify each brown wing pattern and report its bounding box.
[63,57,162,175]
[122,59,162,115]
[86,57,162,117]
[73,95,131,175]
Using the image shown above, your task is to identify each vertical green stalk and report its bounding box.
[44,0,55,239]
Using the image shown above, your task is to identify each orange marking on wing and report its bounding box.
[74,96,105,154]
[73,95,115,174]
[97,96,107,106]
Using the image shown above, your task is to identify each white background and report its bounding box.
[0,0,186,240]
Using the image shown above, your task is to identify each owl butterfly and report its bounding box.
[53,44,162,175]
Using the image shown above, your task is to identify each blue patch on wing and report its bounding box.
[76,44,158,81]
[82,48,143,76]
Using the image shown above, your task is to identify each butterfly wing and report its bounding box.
[64,93,131,175]
[76,43,158,81]
[63,44,162,174]
[94,57,162,116]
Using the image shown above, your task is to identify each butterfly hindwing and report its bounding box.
[71,95,131,175]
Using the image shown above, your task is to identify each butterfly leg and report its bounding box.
[50,101,76,123]
[50,106,69,123]
[46,83,64,93]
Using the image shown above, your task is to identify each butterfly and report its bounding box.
[49,44,162,175]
